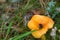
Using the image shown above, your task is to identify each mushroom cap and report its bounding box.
[30,15,54,29]
[28,15,54,38]
[32,26,48,38]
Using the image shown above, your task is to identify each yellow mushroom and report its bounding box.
[28,15,54,38]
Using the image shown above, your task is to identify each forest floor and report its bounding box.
[0,0,60,40]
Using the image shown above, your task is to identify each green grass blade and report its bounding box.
[9,30,36,40]
[23,0,31,10]
[4,21,13,40]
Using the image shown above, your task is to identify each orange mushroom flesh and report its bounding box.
[28,15,54,38]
